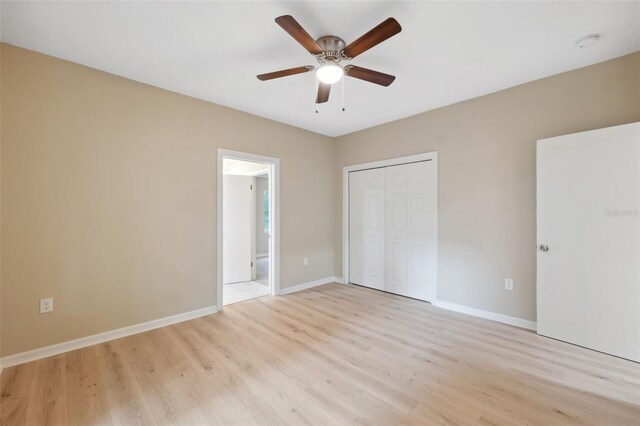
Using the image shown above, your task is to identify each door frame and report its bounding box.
[342,152,438,295]
[217,149,280,309]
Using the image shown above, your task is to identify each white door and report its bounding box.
[364,169,386,290]
[385,161,437,301]
[223,174,253,284]
[385,164,407,295]
[406,161,438,302]
[349,171,366,285]
[349,168,386,290]
[537,122,640,362]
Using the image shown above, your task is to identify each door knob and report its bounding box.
[539,244,549,252]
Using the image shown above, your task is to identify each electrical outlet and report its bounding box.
[504,279,514,291]
[40,298,54,313]
[303,257,308,266]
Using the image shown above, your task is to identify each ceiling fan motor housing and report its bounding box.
[316,36,346,63]
[257,15,402,104]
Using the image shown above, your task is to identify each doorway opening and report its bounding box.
[217,150,279,307]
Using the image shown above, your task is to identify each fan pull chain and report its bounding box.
[341,75,346,112]
[314,75,319,114]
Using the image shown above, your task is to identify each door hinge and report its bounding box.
[250,185,253,190]
[251,261,254,267]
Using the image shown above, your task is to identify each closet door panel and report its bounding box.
[349,171,366,285]
[406,161,437,302]
[390,244,406,282]
[364,169,386,290]
[385,165,407,296]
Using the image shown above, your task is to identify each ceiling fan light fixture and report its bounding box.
[258,15,401,104]
[316,62,344,85]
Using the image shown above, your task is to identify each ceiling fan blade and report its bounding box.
[257,66,314,81]
[275,15,324,55]
[316,82,331,104]
[345,65,396,87]
[342,18,402,59]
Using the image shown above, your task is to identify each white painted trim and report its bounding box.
[218,149,280,308]
[256,253,268,258]
[342,152,438,296]
[222,169,270,177]
[0,305,218,369]
[251,176,257,281]
[279,276,341,295]
[433,299,537,331]
[344,152,436,174]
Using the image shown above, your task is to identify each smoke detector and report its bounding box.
[575,33,600,48]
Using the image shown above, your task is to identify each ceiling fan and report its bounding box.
[257,15,402,104]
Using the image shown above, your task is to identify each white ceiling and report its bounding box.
[223,158,269,176]
[2,1,639,137]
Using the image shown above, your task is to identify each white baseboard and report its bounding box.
[433,299,537,331]
[279,276,341,295]
[0,305,218,369]
[333,276,345,284]
[256,253,268,258]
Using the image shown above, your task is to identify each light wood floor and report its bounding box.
[2,283,639,425]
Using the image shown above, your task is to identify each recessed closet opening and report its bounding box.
[343,153,438,302]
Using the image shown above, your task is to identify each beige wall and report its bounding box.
[0,43,3,363]
[0,44,336,356]
[335,52,640,322]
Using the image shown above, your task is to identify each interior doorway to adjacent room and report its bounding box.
[218,150,279,307]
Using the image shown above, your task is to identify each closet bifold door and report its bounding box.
[406,161,437,302]
[385,164,408,296]
[349,168,386,290]
[349,171,366,285]
[364,168,386,290]
[385,161,437,302]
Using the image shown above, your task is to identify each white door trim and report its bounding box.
[251,176,257,281]
[218,149,280,308]
[342,152,438,295]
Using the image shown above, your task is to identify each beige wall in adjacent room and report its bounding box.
[255,176,269,256]
[0,43,3,362]
[0,44,336,357]
[335,52,640,322]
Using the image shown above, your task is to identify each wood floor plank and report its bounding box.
[94,340,154,426]
[189,314,352,424]
[231,297,421,414]
[65,347,113,425]
[23,354,68,426]
[0,363,35,426]
[1,283,639,425]
[164,322,287,425]
[307,285,638,383]
[207,309,376,424]
[219,310,409,425]
[117,329,217,425]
